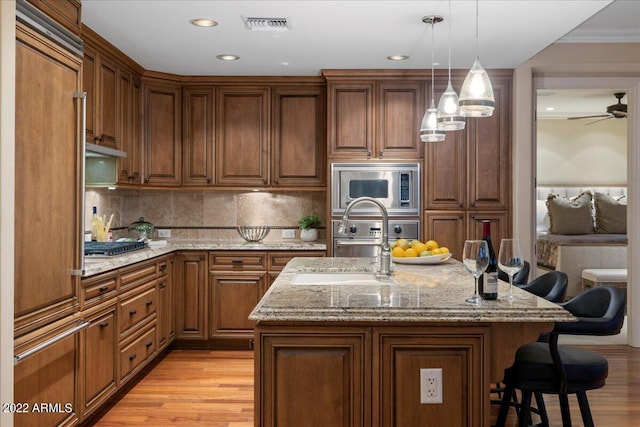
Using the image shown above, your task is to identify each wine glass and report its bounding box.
[498,239,524,300]
[462,240,489,304]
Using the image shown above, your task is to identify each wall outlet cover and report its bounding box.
[420,368,443,404]
[282,229,296,239]
[157,229,171,238]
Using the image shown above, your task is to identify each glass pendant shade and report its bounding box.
[420,101,446,142]
[436,82,466,131]
[459,57,495,117]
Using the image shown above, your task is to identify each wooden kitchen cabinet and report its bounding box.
[272,86,326,187]
[143,79,182,186]
[14,316,83,427]
[26,0,81,35]
[119,323,157,385]
[182,86,215,186]
[15,18,83,336]
[215,86,270,186]
[175,252,208,341]
[325,71,425,159]
[157,255,175,349]
[117,70,143,185]
[82,43,118,149]
[80,302,117,419]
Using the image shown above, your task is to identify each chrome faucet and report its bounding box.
[337,196,391,276]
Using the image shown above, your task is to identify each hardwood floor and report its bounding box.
[92,346,639,426]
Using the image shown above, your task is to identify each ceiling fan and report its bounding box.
[568,92,627,125]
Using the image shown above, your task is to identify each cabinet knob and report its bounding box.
[99,321,109,328]
[144,177,150,183]
[146,341,153,348]
[471,202,476,207]
[98,286,109,292]
[129,310,137,316]
[159,283,166,289]
[129,353,137,361]
[207,178,212,184]
[146,300,153,306]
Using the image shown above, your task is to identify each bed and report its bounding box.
[536,186,628,298]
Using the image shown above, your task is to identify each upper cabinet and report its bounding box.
[143,79,182,186]
[183,86,215,186]
[26,0,81,35]
[215,86,270,187]
[324,71,425,160]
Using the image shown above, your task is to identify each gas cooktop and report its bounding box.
[84,241,146,256]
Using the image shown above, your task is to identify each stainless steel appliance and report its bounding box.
[332,219,419,258]
[331,162,420,217]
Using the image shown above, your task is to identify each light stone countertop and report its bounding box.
[249,257,576,323]
[82,240,327,277]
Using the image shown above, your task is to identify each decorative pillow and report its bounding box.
[594,192,627,234]
[536,200,550,232]
[546,191,594,235]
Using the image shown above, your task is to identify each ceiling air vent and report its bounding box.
[242,16,291,32]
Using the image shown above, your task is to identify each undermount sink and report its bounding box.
[292,272,391,286]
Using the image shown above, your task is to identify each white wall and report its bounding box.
[0,1,16,425]
[537,118,627,185]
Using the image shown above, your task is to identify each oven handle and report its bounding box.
[335,239,383,247]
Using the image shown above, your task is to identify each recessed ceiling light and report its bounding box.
[387,55,409,61]
[216,54,240,61]
[546,107,555,111]
[190,18,218,27]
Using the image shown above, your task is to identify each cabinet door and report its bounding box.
[467,211,510,252]
[81,304,117,418]
[15,23,82,335]
[143,80,182,186]
[327,82,374,158]
[25,0,81,35]
[424,210,466,261]
[209,272,265,339]
[117,76,143,184]
[256,331,368,427]
[175,252,207,340]
[83,44,97,144]
[466,77,511,210]
[376,81,424,159]
[215,86,269,186]
[183,86,215,186]
[97,54,118,149]
[14,318,82,427]
[157,268,173,349]
[272,86,326,187]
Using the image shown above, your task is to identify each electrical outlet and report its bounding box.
[157,229,171,238]
[282,229,296,239]
[420,368,443,404]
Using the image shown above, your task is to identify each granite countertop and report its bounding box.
[249,257,575,323]
[82,240,327,277]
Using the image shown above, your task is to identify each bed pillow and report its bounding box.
[546,191,594,235]
[536,200,550,232]
[594,192,627,234]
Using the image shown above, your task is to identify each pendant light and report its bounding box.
[459,0,495,117]
[436,0,465,131]
[420,16,446,143]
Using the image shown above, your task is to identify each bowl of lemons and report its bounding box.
[390,238,452,264]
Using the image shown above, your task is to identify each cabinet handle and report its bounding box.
[471,201,476,207]
[98,286,109,292]
[459,203,463,208]
[129,353,137,361]
[146,301,153,306]
[159,283,166,289]
[14,321,89,364]
[471,215,475,219]
[129,310,137,316]
[159,264,167,273]
[231,258,243,264]
[144,177,150,183]
[367,150,372,157]
[99,321,109,328]
[146,341,153,348]
[207,178,212,184]
[459,215,463,219]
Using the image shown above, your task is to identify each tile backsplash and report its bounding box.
[85,189,327,241]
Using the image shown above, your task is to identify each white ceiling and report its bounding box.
[81,0,639,77]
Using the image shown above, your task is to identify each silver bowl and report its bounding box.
[237,225,270,242]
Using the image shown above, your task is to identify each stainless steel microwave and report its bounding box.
[331,162,420,217]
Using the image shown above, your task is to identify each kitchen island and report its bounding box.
[249,257,574,427]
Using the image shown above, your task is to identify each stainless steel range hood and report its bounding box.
[85,143,127,187]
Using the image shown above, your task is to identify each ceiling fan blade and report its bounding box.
[611,110,627,118]
[567,114,610,120]
[585,116,613,126]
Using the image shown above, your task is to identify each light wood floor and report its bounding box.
[92,346,640,426]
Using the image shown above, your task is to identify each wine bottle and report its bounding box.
[478,220,498,300]
[91,206,98,241]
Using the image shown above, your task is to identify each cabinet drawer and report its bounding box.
[81,271,117,309]
[267,251,325,271]
[119,324,156,384]
[209,251,266,270]
[119,285,157,335]
[120,259,157,292]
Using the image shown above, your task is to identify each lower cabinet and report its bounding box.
[157,254,175,350]
[175,251,208,340]
[119,323,157,385]
[80,302,117,419]
[254,325,488,427]
[13,316,83,427]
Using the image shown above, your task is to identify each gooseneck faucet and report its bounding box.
[337,196,391,276]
